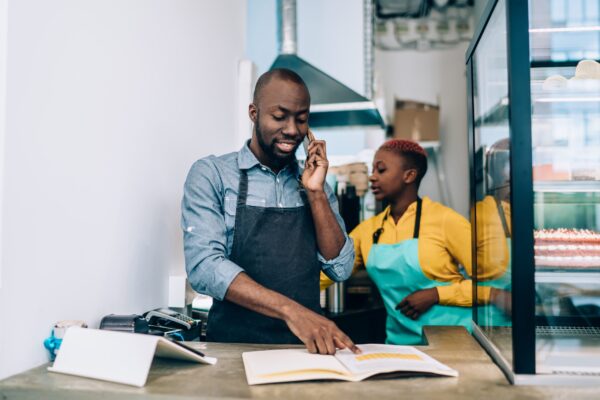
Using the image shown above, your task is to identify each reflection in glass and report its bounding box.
[477,140,512,323]
[472,0,514,365]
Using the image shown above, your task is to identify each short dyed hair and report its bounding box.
[379,139,428,186]
[252,68,310,104]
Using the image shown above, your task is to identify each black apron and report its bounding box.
[206,167,322,343]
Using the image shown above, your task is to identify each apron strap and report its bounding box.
[237,163,306,207]
[412,197,423,239]
[373,197,422,244]
[494,197,511,239]
[237,169,249,207]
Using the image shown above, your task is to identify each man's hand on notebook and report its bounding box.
[283,303,361,355]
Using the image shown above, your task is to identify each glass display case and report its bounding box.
[467,0,600,384]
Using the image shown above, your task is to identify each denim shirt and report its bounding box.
[181,142,355,301]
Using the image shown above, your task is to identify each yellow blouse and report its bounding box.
[321,196,491,306]
[474,195,511,280]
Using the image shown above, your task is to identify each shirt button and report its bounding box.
[261,167,267,171]
[278,203,283,207]
[276,178,280,183]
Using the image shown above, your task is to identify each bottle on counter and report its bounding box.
[326,282,346,314]
[339,185,360,234]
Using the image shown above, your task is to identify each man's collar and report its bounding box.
[238,140,300,176]
[237,140,261,170]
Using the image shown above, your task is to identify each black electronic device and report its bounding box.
[99,314,149,334]
[144,308,198,331]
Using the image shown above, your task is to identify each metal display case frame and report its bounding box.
[466,0,600,385]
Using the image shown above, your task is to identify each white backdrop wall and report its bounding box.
[0,0,6,289]
[376,44,471,216]
[0,0,245,379]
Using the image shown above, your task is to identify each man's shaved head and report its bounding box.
[253,68,310,105]
[247,68,311,172]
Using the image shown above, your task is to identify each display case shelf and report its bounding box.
[531,83,600,99]
[535,271,600,284]
[534,181,600,193]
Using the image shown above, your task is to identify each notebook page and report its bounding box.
[243,349,349,377]
[334,344,457,376]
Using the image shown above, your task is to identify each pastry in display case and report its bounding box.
[467,0,600,384]
[534,228,600,268]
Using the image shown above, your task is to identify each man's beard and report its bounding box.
[255,114,298,165]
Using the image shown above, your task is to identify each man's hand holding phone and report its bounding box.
[301,129,329,193]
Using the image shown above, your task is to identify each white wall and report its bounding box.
[298,0,379,156]
[376,44,471,216]
[297,0,364,95]
[0,0,246,379]
[246,0,277,75]
[0,0,6,288]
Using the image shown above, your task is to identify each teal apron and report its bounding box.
[477,197,512,327]
[366,199,472,345]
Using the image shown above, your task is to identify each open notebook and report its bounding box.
[242,343,457,385]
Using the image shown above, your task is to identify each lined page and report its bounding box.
[334,344,457,377]
[243,349,348,376]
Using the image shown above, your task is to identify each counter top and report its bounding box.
[1,327,598,399]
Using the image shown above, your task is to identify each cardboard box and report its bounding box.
[393,99,439,142]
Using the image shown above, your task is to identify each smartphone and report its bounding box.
[302,136,310,155]
[303,129,315,155]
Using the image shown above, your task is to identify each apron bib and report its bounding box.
[366,199,472,345]
[206,166,321,344]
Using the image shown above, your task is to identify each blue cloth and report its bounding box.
[367,239,472,345]
[181,141,354,301]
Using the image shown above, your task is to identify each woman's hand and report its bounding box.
[490,287,512,316]
[395,288,439,320]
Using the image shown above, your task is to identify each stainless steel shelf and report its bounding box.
[534,180,600,193]
[536,326,600,337]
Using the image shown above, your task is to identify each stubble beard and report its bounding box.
[255,113,296,167]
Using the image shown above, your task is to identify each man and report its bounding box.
[181,68,359,355]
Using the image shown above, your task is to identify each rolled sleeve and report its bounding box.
[318,184,355,282]
[181,158,244,301]
[319,236,355,281]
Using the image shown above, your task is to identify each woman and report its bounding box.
[322,139,491,345]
